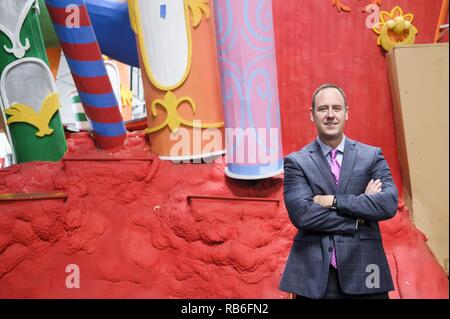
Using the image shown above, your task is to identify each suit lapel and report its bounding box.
[337,138,357,193]
[309,141,337,194]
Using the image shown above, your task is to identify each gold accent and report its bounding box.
[0,191,67,202]
[128,0,138,34]
[186,0,210,28]
[372,6,418,51]
[120,84,133,107]
[5,92,60,137]
[331,0,382,13]
[129,0,193,91]
[145,91,223,134]
[331,0,351,13]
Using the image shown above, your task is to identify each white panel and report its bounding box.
[138,0,189,88]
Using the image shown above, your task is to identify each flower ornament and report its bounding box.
[372,6,418,51]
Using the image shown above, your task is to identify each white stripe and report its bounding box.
[72,103,84,113]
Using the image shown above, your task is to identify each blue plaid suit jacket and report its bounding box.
[279,138,398,298]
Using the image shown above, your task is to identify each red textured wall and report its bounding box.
[0,133,448,298]
[0,0,448,298]
[273,0,444,194]
[0,133,294,298]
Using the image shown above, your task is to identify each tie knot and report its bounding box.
[330,148,338,160]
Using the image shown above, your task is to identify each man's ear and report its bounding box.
[345,106,349,120]
[310,108,314,122]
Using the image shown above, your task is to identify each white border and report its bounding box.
[0,57,57,164]
[159,149,226,162]
[224,167,284,180]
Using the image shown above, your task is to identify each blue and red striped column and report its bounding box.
[45,0,126,149]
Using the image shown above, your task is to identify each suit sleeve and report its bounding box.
[283,156,357,234]
[335,148,398,221]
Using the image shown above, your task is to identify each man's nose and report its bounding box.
[326,109,335,118]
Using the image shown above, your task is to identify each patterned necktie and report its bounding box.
[329,148,340,268]
[330,148,340,185]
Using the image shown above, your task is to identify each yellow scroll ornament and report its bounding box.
[145,91,223,134]
[186,0,210,28]
[331,0,382,13]
[5,92,60,137]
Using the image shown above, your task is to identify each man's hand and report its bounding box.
[313,195,334,208]
[365,179,382,195]
[313,180,382,221]
[357,179,382,225]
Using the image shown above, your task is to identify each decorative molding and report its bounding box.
[0,0,36,58]
[186,0,210,28]
[0,58,58,141]
[372,6,418,51]
[331,0,382,13]
[5,92,60,137]
[145,91,224,134]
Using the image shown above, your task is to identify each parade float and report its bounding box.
[0,0,448,298]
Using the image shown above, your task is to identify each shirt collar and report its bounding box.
[316,135,346,158]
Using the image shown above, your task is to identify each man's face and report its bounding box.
[311,88,348,140]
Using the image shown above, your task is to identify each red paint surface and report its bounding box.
[0,133,293,298]
[60,42,102,61]
[72,74,115,95]
[0,1,448,298]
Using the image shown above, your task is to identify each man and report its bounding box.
[279,84,398,299]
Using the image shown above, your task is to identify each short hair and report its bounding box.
[311,84,347,111]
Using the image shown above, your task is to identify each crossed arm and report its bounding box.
[335,148,398,222]
[314,179,385,225]
[283,148,398,234]
[283,156,357,235]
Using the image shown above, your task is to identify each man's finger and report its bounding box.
[365,179,374,192]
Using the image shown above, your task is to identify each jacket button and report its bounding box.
[328,247,333,252]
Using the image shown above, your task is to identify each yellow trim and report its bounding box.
[5,92,60,137]
[130,0,193,91]
[127,0,138,34]
[372,6,418,51]
[380,25,417,51]
[186,0,210,28]
[120,84,133,107]
[145,91,224,134]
